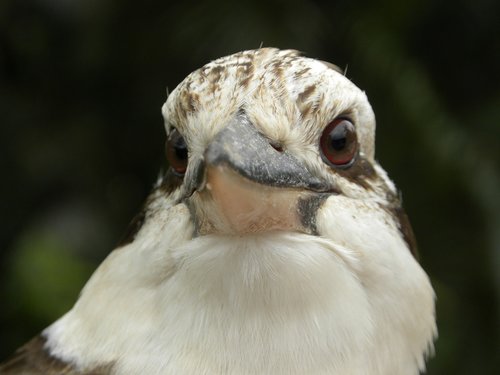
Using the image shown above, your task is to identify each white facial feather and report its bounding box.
[44,48,436,374]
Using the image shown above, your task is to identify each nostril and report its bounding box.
[270,142,284,152]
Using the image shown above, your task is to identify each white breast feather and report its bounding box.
[45,196,435,374]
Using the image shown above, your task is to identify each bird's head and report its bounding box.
[161,48,405,247]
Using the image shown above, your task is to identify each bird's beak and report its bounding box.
[204,113,330,192]
[189,113,333,235]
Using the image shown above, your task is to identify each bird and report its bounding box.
[0,48,436,374]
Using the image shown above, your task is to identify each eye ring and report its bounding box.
[319,117,358,168]
[166,129,188,176]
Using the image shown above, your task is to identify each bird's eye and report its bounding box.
[166,129,188,176]
[320,118,358,168]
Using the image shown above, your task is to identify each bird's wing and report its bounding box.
[0,335,109,375]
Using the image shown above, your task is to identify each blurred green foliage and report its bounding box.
[0,0,498,373]
[6,229,94,320]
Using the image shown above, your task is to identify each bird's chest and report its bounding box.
[115,236,373,374]
[46,234,428,375]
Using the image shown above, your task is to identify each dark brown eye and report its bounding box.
[320,118,358,168]
[166,129,188,175]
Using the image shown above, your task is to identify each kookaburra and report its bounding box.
[1,48,436,374]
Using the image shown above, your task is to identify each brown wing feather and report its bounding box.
[0,335,110,375]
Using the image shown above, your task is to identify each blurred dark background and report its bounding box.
[1,0,499,373]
